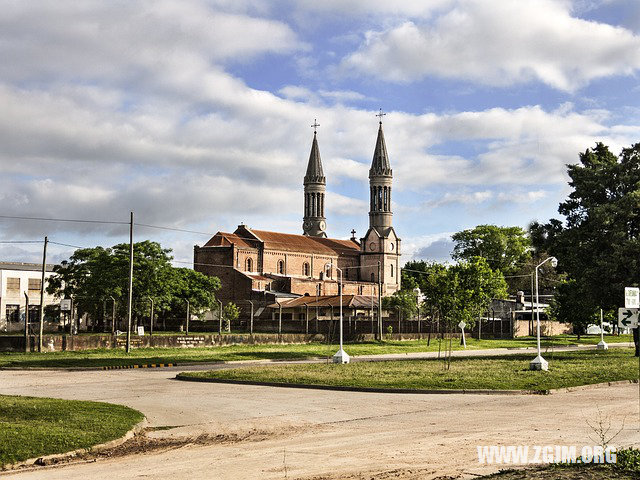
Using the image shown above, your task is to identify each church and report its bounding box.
[194,118,401,314]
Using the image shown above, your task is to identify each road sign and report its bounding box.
[60,299,71,311]
[458,321,466,330]
[625,287,640,308]
[618,308,639,328]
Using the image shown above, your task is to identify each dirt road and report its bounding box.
[1,365,639,479]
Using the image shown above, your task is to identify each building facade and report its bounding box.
[194,120,401,311]
[0,262,57,332]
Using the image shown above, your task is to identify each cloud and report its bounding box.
[339,0,640,91]
[402,233,455,263]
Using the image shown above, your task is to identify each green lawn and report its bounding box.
[0,335,632,369]
[0,395,143,466]
[178,349,640,392]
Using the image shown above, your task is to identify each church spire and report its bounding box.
[369,119,391,176]
[303,119,327,238]
[304,130,325,183]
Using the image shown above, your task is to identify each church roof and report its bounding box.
[204,232,258,250]
[250,229,359,256]
[370,122,392,176]
[203,227,360,257]
[304,132,325,183]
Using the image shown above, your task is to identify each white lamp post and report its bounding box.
[326,263,350,364]
[530,256,557,371]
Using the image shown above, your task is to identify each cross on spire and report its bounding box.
[311,119,320,134]
[376,108,386,124]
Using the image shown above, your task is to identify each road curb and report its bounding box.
[174,374,543,395]
[175,375,640,397]
[101,363,178,370]
[0,418,147,473]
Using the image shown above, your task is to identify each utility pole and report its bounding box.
[38,236,48,352]
[24,293,29,353]
[185,299,190,335]
[377,261,383,340]
[126,211,134,353]
[110,296,116,334]
[148,297,154,336]
[217,299,223,335]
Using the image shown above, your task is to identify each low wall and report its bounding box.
[0,332,441,352]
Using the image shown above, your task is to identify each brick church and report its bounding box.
[194,118,401,312]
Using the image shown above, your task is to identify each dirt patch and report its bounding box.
[19,426,294,470]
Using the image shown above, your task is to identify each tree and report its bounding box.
[452,225,531,277]
[47,241,220,326]
[222,302,240,331]
[530,143,640,326]
[382,289,418,321]
[547,279,597,340]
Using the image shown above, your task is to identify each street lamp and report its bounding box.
[530,256,558,371]
[326,263,350,364]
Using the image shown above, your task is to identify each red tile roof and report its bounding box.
[249,229,360,256]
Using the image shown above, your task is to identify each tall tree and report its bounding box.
[47,241,220,325]
[451,225,531,276]
[531,142,640,313]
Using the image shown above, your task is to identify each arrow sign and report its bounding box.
[618,308,639,328]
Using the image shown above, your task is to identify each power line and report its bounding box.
[0,214,128,225]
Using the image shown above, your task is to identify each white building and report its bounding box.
[0,262,58,333]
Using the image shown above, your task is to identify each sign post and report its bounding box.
[625,287,640,309]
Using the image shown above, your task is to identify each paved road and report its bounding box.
[1,349,639,479]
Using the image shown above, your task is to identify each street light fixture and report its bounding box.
[530,256,557,371]
[326,263,350,364]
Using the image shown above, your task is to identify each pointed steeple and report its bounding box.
[304,132,325,183]
[303,120,327,238]
[370,116,391,177]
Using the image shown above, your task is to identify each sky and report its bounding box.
[1,0,640,266]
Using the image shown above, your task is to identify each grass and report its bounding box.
[179,348,640,392]
[0,395,143,466]
[477,448,640,479]
[0,334,632,369]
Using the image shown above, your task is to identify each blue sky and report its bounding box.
[1,0,640,265]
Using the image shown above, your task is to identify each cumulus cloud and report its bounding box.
[340,0,640,91]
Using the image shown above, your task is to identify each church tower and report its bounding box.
[360,111,401,294]
[302,121,327,237]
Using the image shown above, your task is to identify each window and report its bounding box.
[303,262,310,276]
[371,273,375,282]
[325,266,332,279]
[278,260,285,274]
[28,278,41,291]
[344,268,349,280]
[6,305,19,323]
[246,258,253,272]
[390,264,394,277]
[6,277,19,290]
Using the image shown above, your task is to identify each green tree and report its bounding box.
[382,288,418,321]
[547,279,597,340]
[222,302,240,331]
[530,142,640,329]
[451,225,531,276]
[47,241,220,326]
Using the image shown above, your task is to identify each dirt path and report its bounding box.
[1,367,639,479]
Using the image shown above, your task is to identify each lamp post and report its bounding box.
[326,263,349,364]
[530,256,557,371]
[597,308,608,350]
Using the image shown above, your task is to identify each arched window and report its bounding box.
[326,266,332,279]
[303,262,310,276]
[278,260,285,274]
[246,258,253,272]
[390,263,394,277]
